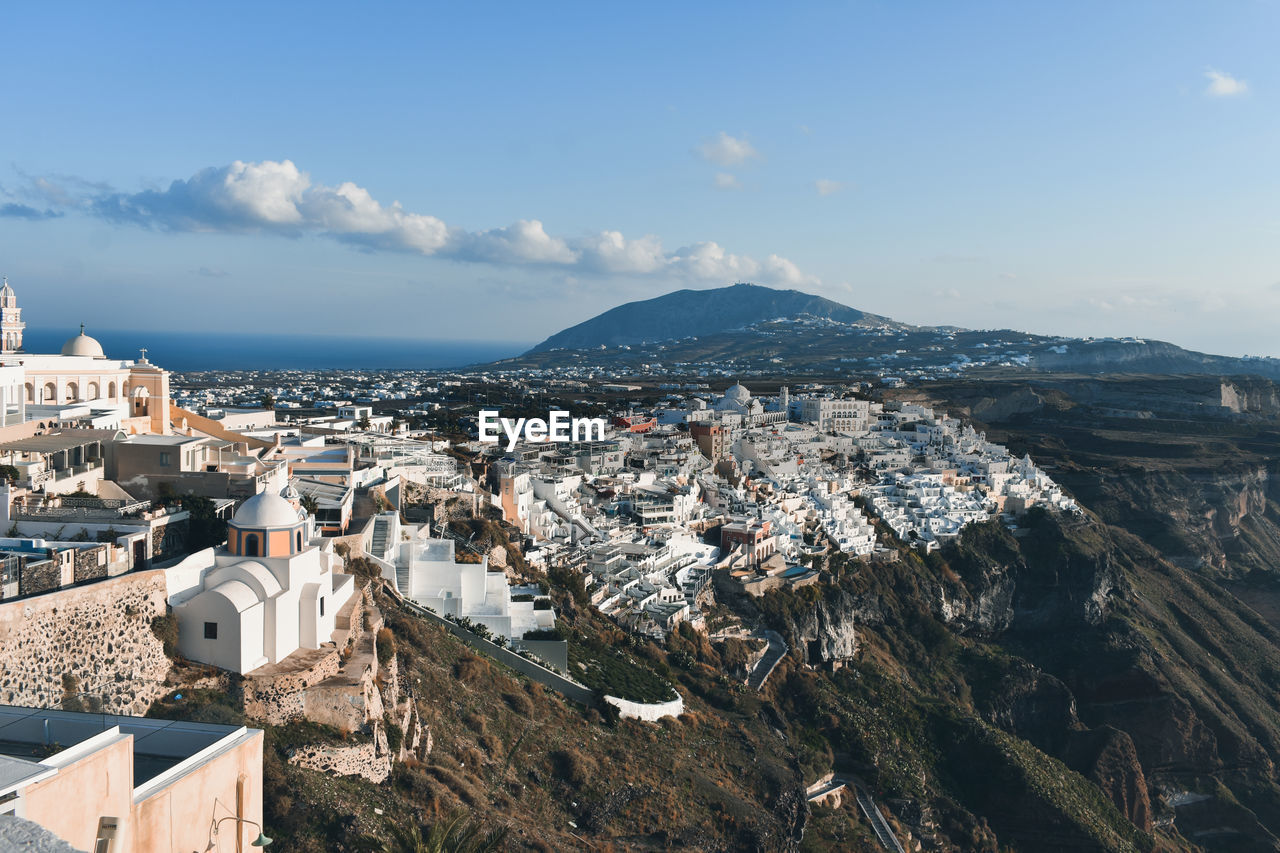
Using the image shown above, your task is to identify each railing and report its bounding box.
[12,498,152,521]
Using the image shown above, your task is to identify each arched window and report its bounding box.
[244,534,259,557]
[296,531,303,552]
[88,382,99,399]
[107,381,117,398]
[43,382,55,402]
[66,382,78,402]
[23,383,32,404]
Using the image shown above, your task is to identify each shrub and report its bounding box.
[501,691,533,715]
[384,720,404,754]
[549,747,592,787]
[151,613,179,657]
[376,627,396,667]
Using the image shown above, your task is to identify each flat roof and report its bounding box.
[0,754,56,798]
[121,434,207,446]
[0,429,120,454]
[0,704,254,790]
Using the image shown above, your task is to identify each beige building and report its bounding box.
[0,704,265,852]
[0,280,171,438]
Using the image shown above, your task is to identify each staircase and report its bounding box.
[370,515,392,560]
[855,788,905,853]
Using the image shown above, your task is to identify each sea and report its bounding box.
[21,329,530,372]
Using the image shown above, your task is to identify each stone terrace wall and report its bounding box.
[0,570,173,715]
[241,650,342,725]
[289,726,391,783]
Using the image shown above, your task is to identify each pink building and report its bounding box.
[0,704,265,852]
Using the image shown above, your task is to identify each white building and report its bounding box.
[398,538,554,643]
[798,397,874,434]
[0,281,171,436]
[165,491,356,673]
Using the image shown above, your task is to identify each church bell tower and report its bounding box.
[0,277,24,354]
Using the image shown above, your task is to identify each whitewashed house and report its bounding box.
[164,490,356,673]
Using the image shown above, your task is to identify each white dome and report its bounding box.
[724,383,751,402]
[61,326,105,358]
[232,491,301,528]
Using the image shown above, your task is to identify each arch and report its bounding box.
[66,382,79,402]
[88,381,100,399]
[243,533,260,557]
[43,382,55,403]
[23,383,32,404]
[121,382,129,397]
[107,381,117,398]
[296,530,303,552]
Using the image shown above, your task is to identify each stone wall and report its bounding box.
[240,649,342,725]
[0,570,173,714]
[72,545,109,584]
[17,559,61,597]
[289,725,391,784]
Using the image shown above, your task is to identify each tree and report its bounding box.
[260,392,275,410]
[182,494,228,551]
[299,494,319,516]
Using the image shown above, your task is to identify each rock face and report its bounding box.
[0,571,173,714]
[1063,727,1153,832]
[938,566,1015,635]
[782,588,871,666]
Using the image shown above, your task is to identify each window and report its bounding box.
[159,452,171,467]
[244,534,259,556]
[296,531,303,551]
[203,621,218,639]
[319,596,325,617]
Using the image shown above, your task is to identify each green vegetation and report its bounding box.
[567,635,674,703]
[150,613,179,658]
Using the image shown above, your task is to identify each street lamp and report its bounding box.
[205,816,272,849]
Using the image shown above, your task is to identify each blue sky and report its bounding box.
[1,1,1276,356]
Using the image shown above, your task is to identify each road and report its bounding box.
[747,630,787,691]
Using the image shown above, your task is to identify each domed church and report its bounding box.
[0,278,169,435]
[167,490,356,674]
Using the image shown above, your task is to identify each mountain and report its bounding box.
[526,282,906,353]
[504,283,1280,382]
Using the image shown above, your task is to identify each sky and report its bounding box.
[1,1,1277,357]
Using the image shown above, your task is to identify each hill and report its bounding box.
[527,282,906,353]
[505,283,1280,381]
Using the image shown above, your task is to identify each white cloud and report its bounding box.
[814,179,844,196]
[451,219,577,265]
[576,231,667,275]
[713,172,742,191]
[1205,69,1248,97]
[60,159,816,285]
[697,132,759,166]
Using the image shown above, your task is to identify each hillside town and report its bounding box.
[0,278,1080,851]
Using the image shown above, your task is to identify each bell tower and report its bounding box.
[0,277,24,354]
